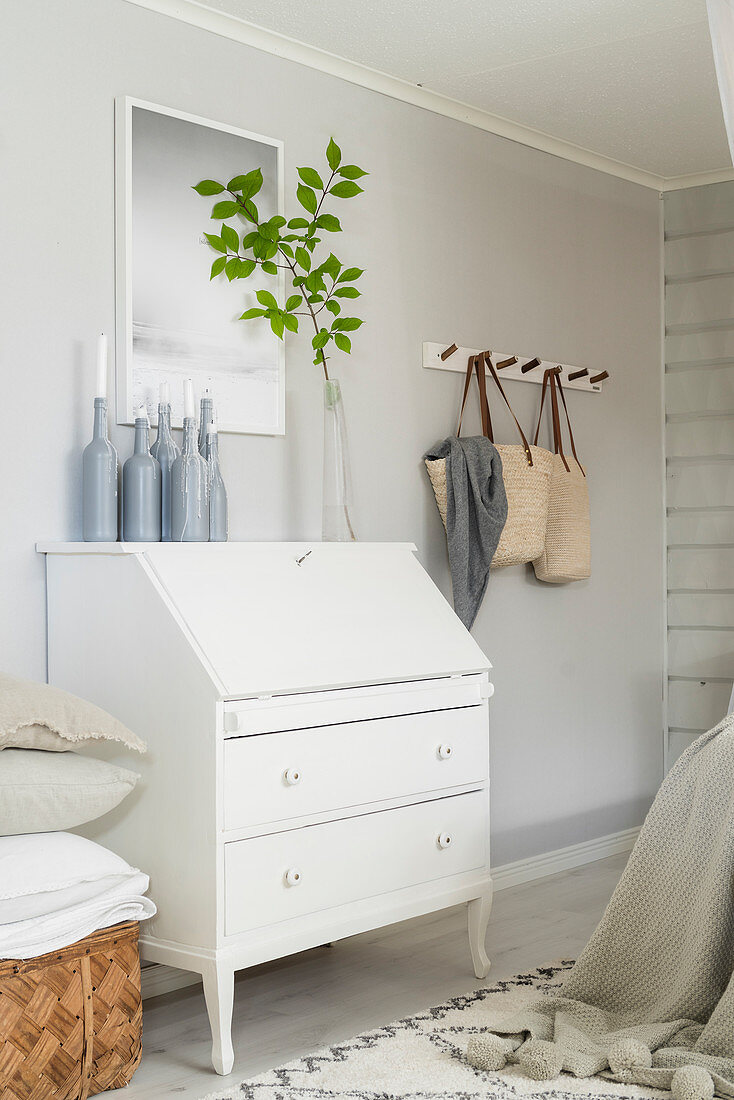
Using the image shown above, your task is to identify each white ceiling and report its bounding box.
[194,0,731,180]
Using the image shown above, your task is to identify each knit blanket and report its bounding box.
[469,715,734,1100]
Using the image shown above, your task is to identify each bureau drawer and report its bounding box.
[224,790,487,935]
[222,674,491,736]
[222,704,488,831]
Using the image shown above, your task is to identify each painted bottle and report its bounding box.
[82,398,118,541]
[207,418,228,542]
[150,381,180,542]
[171,380,209,542]
[122,406,161,542]
[198,389,214,457]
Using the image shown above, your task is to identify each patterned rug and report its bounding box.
[198,961,668,1100]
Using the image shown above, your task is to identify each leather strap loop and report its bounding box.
[555,373,585,476]
[457,355,493,440]
[483,351,534,466]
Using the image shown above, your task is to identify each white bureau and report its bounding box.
[39,542,494,1075]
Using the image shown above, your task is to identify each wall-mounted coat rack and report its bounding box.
[423,342,607,393]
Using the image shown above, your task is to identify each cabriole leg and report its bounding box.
[202,960,235,1075]
[468,888,493,979]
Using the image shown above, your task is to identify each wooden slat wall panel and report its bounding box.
[666,417,734,457]
[667,462,734,508]
[664,183,734,768]
[665,229,734,277]
[668,593,734,627]
[667,629,734,678]
[668,547,734,589]
[666,274,734,327]
[668,679,731,730]
[667,510,734,545]
[666,329,734,367]
[666,367,734,413]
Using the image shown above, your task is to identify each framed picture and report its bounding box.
[115,97,285,435]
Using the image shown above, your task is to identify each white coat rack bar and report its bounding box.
[423,342,606,393]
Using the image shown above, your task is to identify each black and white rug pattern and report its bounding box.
[199,962,667,1100]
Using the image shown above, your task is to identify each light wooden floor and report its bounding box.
[126,852,627,1098]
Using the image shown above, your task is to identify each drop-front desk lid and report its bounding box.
[38,542,490,698]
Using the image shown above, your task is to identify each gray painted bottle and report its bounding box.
[82,398,118,542]
[207,420,228,542]
[150,386,180,542]
[171,417,209,542]
[123,409,161,542]
[198,391,213,457]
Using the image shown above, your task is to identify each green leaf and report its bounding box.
[210,256,227,279]
[297,166,324,190]
[241,168,263,198]
[288,217,309,229]
[193,179,224,195]
[338,267,364,283]
[297,184,318,215]
[211,200,239,219]
[259,222,278,241]
[225,257,240,282]
[238,259,256,276]
[334,286,360,298]
[227,174,248,191]
[312,330,330,350]
[317,213,342,232]
[221,224,239,251]
[204,232,227,254]
[329,180,363,199]
[325,299,341,316]
[269,215,287,229]
[263,241,278,260]
[242,231,259,249]
[240,198,259,223]
[295,247,311,272]
[256,289,278,309]
[320,253,342,280]
[292,275,306,287]
[279,242,294,258]
[261,261,278,274]
[285,295,301,312]
[270,313,285,339]
[334,332,352,353]
[338,165,368,180]
[283,314,298,333]
[333,317,363,331]
[239,307,266,320]
[326,137,341,171]
[307,294,324,304]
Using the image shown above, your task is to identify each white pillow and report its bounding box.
[0,749,139,835]
[0,671,146,753]
[0,832,142,923]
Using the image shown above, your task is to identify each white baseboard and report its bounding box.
[491,825,640,893]
[141,826,638,1001]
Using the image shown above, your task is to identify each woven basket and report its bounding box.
[0,921,142,1100]
[532,368,591,583]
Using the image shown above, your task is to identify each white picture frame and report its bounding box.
[115,97,285,435]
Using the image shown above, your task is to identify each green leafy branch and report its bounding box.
[194,138,366,380]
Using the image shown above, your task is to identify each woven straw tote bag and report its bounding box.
[425,352,553,568]
[532,367,591,583]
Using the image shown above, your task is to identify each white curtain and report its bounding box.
[707,0,734,162]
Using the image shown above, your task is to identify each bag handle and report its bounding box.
[457,355,493,439]
[483,351,534,467]
[533,368,585,477]
[555,372,585,476]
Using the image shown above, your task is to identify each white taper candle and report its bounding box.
[159,380,170,405]
[184,378,195,420]
[96,333,107,399]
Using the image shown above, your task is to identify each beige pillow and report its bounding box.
[0,672,145,754]
[0,750,139,835]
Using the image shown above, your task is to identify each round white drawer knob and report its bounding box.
[437,832,453,849]
[284,768,301,786]
[437,744,453,760]
[284,867,302,887]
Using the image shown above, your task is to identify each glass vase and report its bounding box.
[322,378,356,542]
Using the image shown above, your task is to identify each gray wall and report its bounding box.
[1,0,665,864]
[665,181,734,766]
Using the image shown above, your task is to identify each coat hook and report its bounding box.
[589,370,609,384]
[496,356,517,369]
[520,357,541,374]
[440,343,458,361]
[567,367,588,381]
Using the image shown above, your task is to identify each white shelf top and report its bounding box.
[37,541,418,555]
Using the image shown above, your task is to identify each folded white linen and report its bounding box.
[0,831,141,903]
[0,871,156,960]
